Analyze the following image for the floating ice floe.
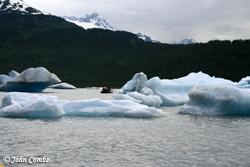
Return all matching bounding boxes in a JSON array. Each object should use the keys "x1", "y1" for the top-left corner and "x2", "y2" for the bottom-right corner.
[
  {"x1": 179, "y1": 86, "x2": 250, "y2": 116},
  {"x1": 50, "y1": 82, "x2": 76, "y2": 89},
  {"x1": 0, "y1": 92, "x2": 165, "y2": 118},
  {"x1": 0, "y1": 67, "x2": 62, "y2": 92},
  {"x1": 14, "y1": 67, "x2": 61, "y2": 84},
  {"x1": 117, "y1": 72, "x2": 237, "y2": 107},
  {"x1": 0, "y1": 93, "x2": 63, "y2": 118},
  {"x1": 113, "y1": 92, "x2": 163, "y2": 108}
]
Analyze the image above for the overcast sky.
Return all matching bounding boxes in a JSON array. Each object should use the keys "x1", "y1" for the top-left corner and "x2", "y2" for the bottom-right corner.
[{"x1": 25, "y1": 0, "x2": 250, "y2": 43}]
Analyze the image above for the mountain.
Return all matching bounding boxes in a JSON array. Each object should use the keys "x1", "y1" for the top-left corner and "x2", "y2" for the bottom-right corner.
[
  {"x1": 0, "y1": 0, "x2": 42, "y2": 14},
  {"x1": 63, "y1": 13, "x2": 159, "y2": 43},
  {"x1": 1, "y1": 0, "x2": 157, "y2": 43},
  {"x1": 63, "y1": 13, "x2": 114, "y2": 30},
  {"x1": 1, "y1": 0, "x2": 250, "y2": 87}
]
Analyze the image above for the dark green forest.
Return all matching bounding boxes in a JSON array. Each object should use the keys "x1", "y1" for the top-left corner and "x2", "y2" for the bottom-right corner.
[{"x1": 0, "y1": 13, "x2": 250, "y2": 87}]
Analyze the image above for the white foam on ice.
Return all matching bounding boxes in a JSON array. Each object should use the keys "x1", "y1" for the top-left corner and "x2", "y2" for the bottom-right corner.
[
  {"x1": 0, "y1": 92, "x2": 165, "y2": 118},
  {"x1": 179, "y1": 86, "x2": 250, "y2": 116},
  {"x1": 14, "y1": 67, "x2": 61, "y2": 84}
]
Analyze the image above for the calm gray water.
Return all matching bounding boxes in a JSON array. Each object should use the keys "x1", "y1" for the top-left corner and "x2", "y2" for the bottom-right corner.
[{"x1": 1, "y1": 108, "x2": 250, "y2": 167}]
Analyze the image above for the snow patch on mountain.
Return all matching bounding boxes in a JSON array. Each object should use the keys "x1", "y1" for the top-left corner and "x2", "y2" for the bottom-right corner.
[
  {"x1": 137, "y1": 33, "x2": 153, "y2": 42},
  {"x1": 63, "y1": 13, "x2": 114, "y2": 30},
  {"x1": 137, "y1": 33, "x2": 161, "y2": 43},
  {"x1": 0, "y1": 0, "x2": 43, "y2": 14}
]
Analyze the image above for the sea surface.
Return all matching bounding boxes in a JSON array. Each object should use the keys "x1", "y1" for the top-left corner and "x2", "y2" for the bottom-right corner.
[{"x1": 0, "y1": 89, "x2": 250, "y2": 167}]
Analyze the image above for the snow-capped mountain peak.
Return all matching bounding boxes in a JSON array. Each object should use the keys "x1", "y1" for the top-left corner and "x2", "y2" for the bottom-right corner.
[
  {"x1": 0, "y1": 0, "x2": 42, "y2": 14},
  {"x1": 63, "y1": 13, "x2": 160, "y2": 43},
  {"x1": 63, "y1": 13, "x2": 114, "y2": 30}
]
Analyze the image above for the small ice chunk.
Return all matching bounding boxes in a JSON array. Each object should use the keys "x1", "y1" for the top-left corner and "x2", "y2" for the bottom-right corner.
[
  {"x1": 238, "y1": 76, "x2": 250, "y2": 88},
  {"x1": 8, "y1": 70, "x2": 19, "y2": 78},
  {"x1": 0, "y1": 75, "x2": 12, "y2": 85},
  {"x1": 50, "y1": 82, "x2": 76, "y2": 89}
]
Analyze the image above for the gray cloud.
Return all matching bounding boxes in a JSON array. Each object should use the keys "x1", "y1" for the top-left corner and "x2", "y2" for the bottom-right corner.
[{"x1": 25, "y1": 0, "x2": 250, "y2": 43}]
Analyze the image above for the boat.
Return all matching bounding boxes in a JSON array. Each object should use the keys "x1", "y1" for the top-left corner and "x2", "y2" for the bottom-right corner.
[{"x1": 100, "y1": 87, "x2": 113, "y2": 94}]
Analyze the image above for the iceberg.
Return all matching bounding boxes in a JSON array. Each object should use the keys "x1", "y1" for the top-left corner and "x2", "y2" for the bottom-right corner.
[
  {"x1": 50, "y1": 82, "x2": 76, "y2": 89},
  {"x1": 238, "y1": 76, "x2": 250, "y2": 88},
  {"x1": 0, "y1": 93, "x2": 63, "y2": 118},
  {"x1": 14, "y1": 67, "x2": 61, "y2": 83},
  {"x1": 0, "y1": 92, "x2": 165, "y2": 118},
  {"x1": 0, "y1": 67, "x2": 62, "y2": 92},
  {"x1": 140, "y1": 87, "x2": 154, "y2": 95},
  {"x1": 8, "y1": 70, "x2": 20, "y2": 78},
  {"x1": 179, "y1": 86, "x2": 250, "y2": 116},
  {"x1": 113, "y1": 92, "x2": 163, "y2": 108},
  {"x1": 0, "y1": 75, "x2": 12, "y2": 85},
  {"x1": 118, "y1": 72, "x2": 237, "y2": 107},
  {"x1": 145, "y1": 72, "x2": 236, "y2": 102},
  {"x1": 120, "y1": 72, "x2": 148, "y2": 94},
  {"x1": 0, "y1": 70, "x2": 19, "y2": 85},
  {"x1": 63, "y1": 99, "x2": 163, "y2": 118}
]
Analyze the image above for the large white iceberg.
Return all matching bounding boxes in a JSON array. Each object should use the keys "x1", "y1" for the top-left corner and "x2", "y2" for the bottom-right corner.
[
  {"x1": 145, "y1": 72, "x2": 236, "y2": 104},
  {"x1": 14, "y1": 67, "x2": 61, "y2": 83},
  {"x1": 0, "y1": 92, "x2": 165, "y2": 118},
  {"x1": 0, "y1": 93, "x2": 63, "y2": 118},
  {"x1": 117, "y1": 72, "x2": 237, "y2": 107},
  {"x1": 179, "y1": 86, "x2": 250, "y2": 116}
]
